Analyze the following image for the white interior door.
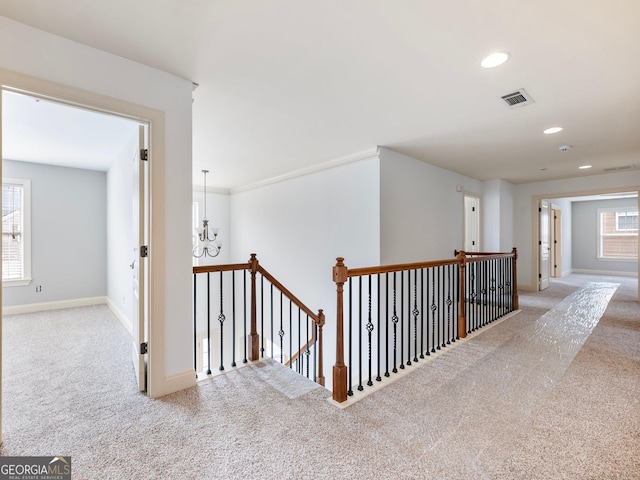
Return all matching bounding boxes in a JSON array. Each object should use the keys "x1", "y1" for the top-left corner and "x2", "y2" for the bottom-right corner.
[
  {"x1": 132, "y1": 124, "x2": 149, "y2": 391},
  {"x1": 464, "y1": 194, "x2": 480, "y2": 252},
  {"x1": 539, "y1": 200, "x2": 551, "y2": 290}
]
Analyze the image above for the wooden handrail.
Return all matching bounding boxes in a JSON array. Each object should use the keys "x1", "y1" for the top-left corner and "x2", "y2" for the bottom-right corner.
[
  {"x1": 347, "y1": 258, "x2": 460, "y2": 278},
  {"x1": 257, "y1": 265, "x2": 321, "y2": 323},
  {"x1": 193, "y1": 263, "x2": 250, "y2": 274},
  {"x1": 332, "y1": 249, "x2": 519, "y2": 403},
  {"x1": 192, "y1": 253, "x2": 324, "y2": 386}
]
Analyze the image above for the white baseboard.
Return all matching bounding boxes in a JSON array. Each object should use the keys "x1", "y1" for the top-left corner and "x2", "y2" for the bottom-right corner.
[
  {"x1": 106, "y1": 298, "x2": 133, "y2": 337},
  {"x1": 572, "y1": 269, "x2": 638, "y2": 278},
  {"x1": 156, "y1": 370, "x2": 197, "y2": 398},
  {"x1": 2, "y1": 296, "x2": 108, "y2": 316}
]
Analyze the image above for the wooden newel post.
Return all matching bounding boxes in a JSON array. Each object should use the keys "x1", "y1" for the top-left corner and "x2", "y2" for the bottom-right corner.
[
  {"x1": 457, "y1": 250, "x2": 467, "y2": 339},
  {"x1": 332, "y1": 257, "x2": 348, "y2": 403},
  {"x1": 316, "y1": 309, "x2": 325, "y2": 387},
  {"x1": 249, "y1": 253, "x2": 260, "y2": 361},
  {"x1": 511, "y1": 247, "x2": 519, "y2": 310}
]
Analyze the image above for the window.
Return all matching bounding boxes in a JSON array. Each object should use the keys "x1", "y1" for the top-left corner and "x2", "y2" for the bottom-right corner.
[
  {"x1": 2, "y1": 178, "x2": 32, "y2": 285},
  {"x1": 598, "y1": 207, "x2": 638, "y2": 260}
]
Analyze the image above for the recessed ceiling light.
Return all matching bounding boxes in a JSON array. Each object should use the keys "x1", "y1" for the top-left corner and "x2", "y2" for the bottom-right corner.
[
  {"x1": 481, "y1": 52, "x2": 510, "y2": 68},
  {"x1": 579, "y1": 165, "x2": 592, "y2": 169},
  {"x1": 543, "y1": 127, "x2": 563, "y2": 135}
]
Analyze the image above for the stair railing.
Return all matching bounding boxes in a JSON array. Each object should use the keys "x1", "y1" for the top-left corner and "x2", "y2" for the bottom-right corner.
[
  {"x1": 332, "y1": 249, "x2": 518, "y2": 403},
  {"x1": 193, "y1": 253, "x2": 325, "y2": 386}
]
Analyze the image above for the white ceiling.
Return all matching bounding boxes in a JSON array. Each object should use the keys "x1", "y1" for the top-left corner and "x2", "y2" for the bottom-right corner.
[
  {"x1": 2, "y1": 90, "x2": 139, "y2": 171},
  {"x1": 1, "y1": 1, "x2": 639, "y2": 188}
]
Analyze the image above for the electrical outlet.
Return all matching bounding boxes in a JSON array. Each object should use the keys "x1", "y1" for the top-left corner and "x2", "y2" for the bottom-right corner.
[{"x1": 35, "y1": 285, "x2": 42, "y2": 293}]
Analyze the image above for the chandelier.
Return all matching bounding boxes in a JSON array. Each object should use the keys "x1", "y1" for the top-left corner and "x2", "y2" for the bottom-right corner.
[{"x1": 193, "y1": 169, "x2": 222, "y2": 258}]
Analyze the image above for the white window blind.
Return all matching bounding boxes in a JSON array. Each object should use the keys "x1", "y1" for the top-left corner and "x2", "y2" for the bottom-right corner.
[{"x1": 2, "y1": 178, "x2": 31, "y2": 284}]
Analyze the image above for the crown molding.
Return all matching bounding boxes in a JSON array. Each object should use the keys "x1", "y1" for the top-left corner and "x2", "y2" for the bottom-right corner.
[{"x1": 230, "y1": 147, "x2": 380, "y2": 194}]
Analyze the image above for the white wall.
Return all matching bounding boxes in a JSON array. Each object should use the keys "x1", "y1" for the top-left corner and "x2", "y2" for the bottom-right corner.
[
  {"x1": 572, "y1": 198, "x2": 638, "y2": 275},
  {"x1": 513, "y1": 170, "x2": 640, "y2": 290},
  {"x1": 2, "y1": 160, "x2": 107, "y2": 306},
  {"x1": 106, "y1": 131, "x2": 138, "y2": 329},
  {"x1": 0, "y1": 17, "x2": 194, "y2": 393},
  {"x1": 379, "y1": 147, "x2": 483, "y2": 263},
  {"x1": 482, "y1": 179, "x2": 514, "y2": 252},
  {"x1": 230, "y1": 157, "x2": 381, "y2": 387}
]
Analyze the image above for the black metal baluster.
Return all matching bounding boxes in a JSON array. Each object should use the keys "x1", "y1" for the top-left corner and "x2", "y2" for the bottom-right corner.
[
  {"x1": 207, "y1": 272, "x2": 212, "y2": 375},
  {"x1": 392, "y1": 272, "x2": 399, "y2": 373},
  {"x1": 376, "y1": 274, "x2": 382, "y2": 382},
  {"x1": 260, "y1": 276, "x2": 265, "y2": 358},
  {"x1": 218, "y1": 271, "x2": 226, "y2": 371},
  {"x1": 426, "y1": 268, "x2": 431, "y2": 356},
  {"x1": 446, "y1": 264, "x2": 452, "y2": 345},
  {"x1": 406, "y1": 271, "x2": 411, "y2": 367},
  {"x1": 304, "y1": 315, "x2": 318, "y2": 378},
  {"x1": 440, "y1": 266, "x2": 446, "y2": 348},
  {"x1": 400, "y1": 271, "x2": 405, "y2": 369},
  {"x1": 243, "y1": 270, "x2": 248, "y2": 364},
  {"x1": 412, "y1": 269, "x2": 419, "y2": 363},
  {"x1": 358, "y1": 276, "x2": 364, "y2": 391},
  {"x1": 193, "y1": 274, "x2": 197, "y2": 373},
  {"x1": 231, "y1": 271, "x2": 236, "y2": 367},
  {"x1": 270, "y1": 283, "x2": 274, "y2": 359},
  {"x1": 468, "y1": 264, "x2": 474, "y2": 333},
  {"x1": 431, "y1": 267, "x2": 438, "y2": 352},
  {"x1": 279, "y1": 291, "x2": 284, "y2": 364},
  {"x1": 348, "y1": 280, "x2": 353, "y2": 396},
  {"x1": 385, "y1": 273, "x2": 390, "y2": 377},
  {"x1": 367, "y1": 275, "x2": 374, "y2": 387},
  {"x1": 506, "y1": 257, "x2": 512, "y2": 312},
  {"x1": 420, "y1": 268, "x2": 425, "y2": 358},
  {"x1": 313, "y1": 322, "x2": 318, "y2": 383},
  {"x1": 297, "y1": 308, "x2": 301, "y2": 373},
  {"x1": 288, "y1": 299, "x2": 293, "y2": 369},
  {"x1": 453, "y1": 264, "x2": 459, "y2": 341}
]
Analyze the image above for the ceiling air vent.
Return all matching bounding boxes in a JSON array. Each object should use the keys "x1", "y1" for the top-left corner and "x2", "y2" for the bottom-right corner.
[
  {"x1": 603, "y1": 164, "x2": 635, "y2": 172},
  {"x1": 500, "y1": 89, "x2": 534, "y2": 108}
]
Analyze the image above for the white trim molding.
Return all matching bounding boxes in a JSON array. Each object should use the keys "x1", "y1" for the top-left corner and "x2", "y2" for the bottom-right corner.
[
  {"x1": 572, "y1": 269, "x2": 638, "y2": 278},
  {"x1": 161, "y1": 370, "x2": 197, "y2": 396},
  {"x1": 230, "y1": 147, "x2": 380, "y2": 194},
  {"x1": 2, "y1": 296, "x2": 108, "y2": 316},
  {"x1": 107, "y1": 298, "x2": 133, "y2": 337}
]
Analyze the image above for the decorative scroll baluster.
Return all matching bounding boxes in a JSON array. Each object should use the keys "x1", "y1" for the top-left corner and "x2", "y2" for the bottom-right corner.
[
  {"x1": 431, "y1": 268, "x2": 438, "y2": 352},
  {"x1": 400, "y1": 272, "x2": 405, "y2": 370},
  {"x1": 218, "y1": 271, "x2": 226, "y2": 371},
  {"x1": 392, "y1": 272, "x2": 399, "y2": 373},
  {"x1": 376, "y1": 274, "x2": 382, "y2": 382},
  {"x1": 231, "y1": 271, "x2": 236, "y2": 368},
  {"x1": 366, "y1": 275, "x2": 374, "y2": 387},
  {"x1": 426, "y1": 268, "x2": 431, "y2": 356},
  {"x1": 385, "y1": 273, "x2": 390, "y2": 377},
  {"x1": 412, "y1": 269, "x2": 419, "y2": 363},
  {"x1": 440, "y1": 266, "x2": 446, "y2": 348},
  {"x1": 470, "y1": 264, "x2": 476, "y2": 332},
  {"x1": 405, "y1": 271, "x2": 411, "y2": 367},
  {"x1": 446, "y1": 264, "x2": 452, "y2": 345},
  {"x1": 207, "y1": 272, "x2": 212, "y2": 375},
  {"x1": 420, "y1": 269, "x2": 425, "y2": 358}
]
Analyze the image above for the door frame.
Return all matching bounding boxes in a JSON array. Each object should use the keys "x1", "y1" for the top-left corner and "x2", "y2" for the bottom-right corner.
[
  {"x1": 0, "y1": 68, "x2": 167, "y2": 443},
  {"x1": 551, "y1": 206, "x2": 562, "y2": 278},
  {"x1": 531, "y1": 188, "x2": 640, "y2": 299},
  {"x1": 463, "y1": 192, "x2": 481, "y2": 252}
]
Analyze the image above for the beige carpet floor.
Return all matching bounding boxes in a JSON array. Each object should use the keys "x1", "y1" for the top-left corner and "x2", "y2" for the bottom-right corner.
[{"x1": 1, "y1": 274, "x2": 639, "y2": 479}]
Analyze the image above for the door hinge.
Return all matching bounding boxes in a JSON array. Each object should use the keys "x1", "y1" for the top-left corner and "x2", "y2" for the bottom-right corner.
[
  {"x1": 472, "y1": 240, "x2": 476, "y2": 245},
  {"x1": 140, "y1": 148, "x2": 149, "y2": 161},
  {"x1": 539, "y1": 207, "x2": 542, "y2": 212},
  {"x1": 539, "y1": 240, "x2": 542, "y2": 246},
  {"x1": 140, "y1": 245, "x2": 149, "y2": 257},
  {"x1": 140, "y1": 342, "x2": 148, "y2": 355},
  {"x1": 472, "y1": 206, "x2": 475, "y2": 212},
  {"x1": 538, "y1": 273, "x2": 542, "y2": 279}
]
